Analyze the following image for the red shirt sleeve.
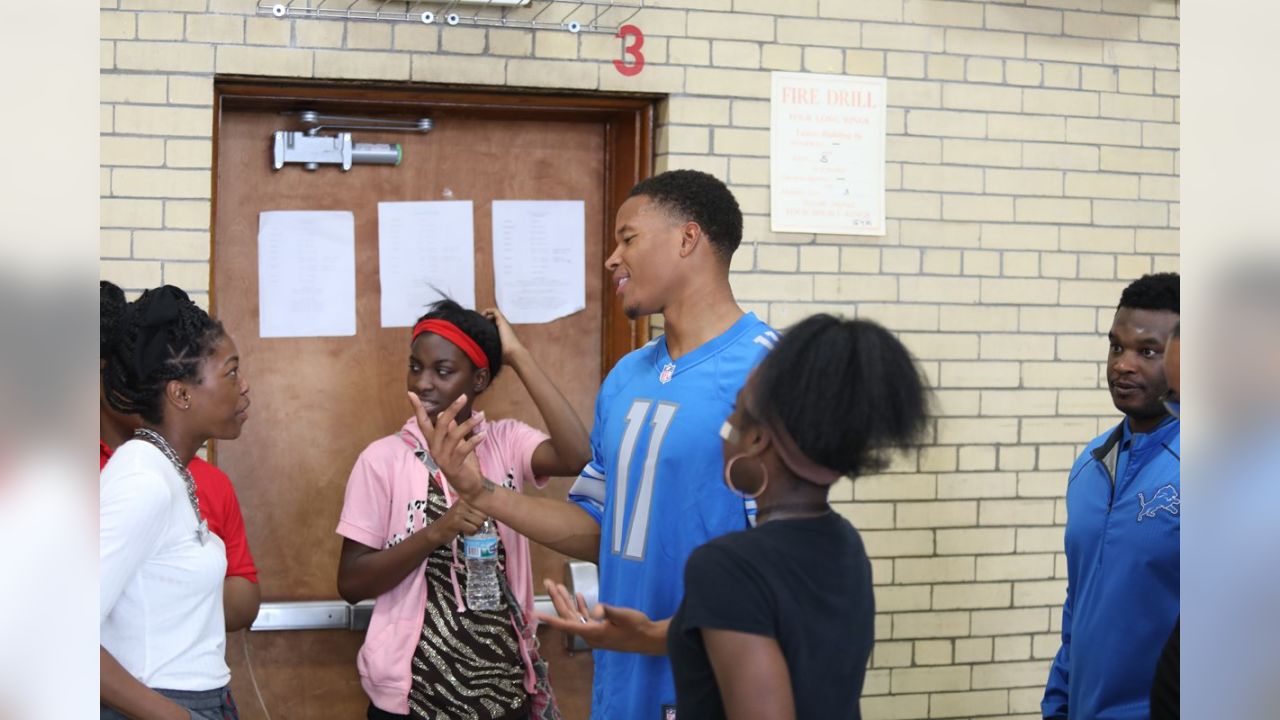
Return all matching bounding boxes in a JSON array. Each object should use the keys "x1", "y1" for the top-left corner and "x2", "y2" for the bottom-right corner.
[{"x1": 189, "y1": 458, "x2": 259, "y2": 583}]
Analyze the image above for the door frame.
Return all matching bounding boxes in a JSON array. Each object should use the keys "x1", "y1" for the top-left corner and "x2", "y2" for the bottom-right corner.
[{"x1": 210, "y1": 77, "x2": 657, "y2": 457}]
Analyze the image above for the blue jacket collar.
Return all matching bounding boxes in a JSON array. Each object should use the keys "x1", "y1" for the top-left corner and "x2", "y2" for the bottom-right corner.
[{"x1": 1091, "y1": 415, "x2": 1179, "y2": 483}]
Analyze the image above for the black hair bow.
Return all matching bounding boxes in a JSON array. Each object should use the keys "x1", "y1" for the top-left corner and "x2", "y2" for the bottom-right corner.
[{"x1": 131, "y1": 285, "x2": 191, "y2": 380}]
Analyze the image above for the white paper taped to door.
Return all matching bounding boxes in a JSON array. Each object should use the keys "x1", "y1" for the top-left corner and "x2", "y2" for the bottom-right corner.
[
  {"x1": 491, "y1": 200, "x2": 586, "y2": 324},
  {"x1": 257, "y1": 210, "x2": 357, "y2": 338}
]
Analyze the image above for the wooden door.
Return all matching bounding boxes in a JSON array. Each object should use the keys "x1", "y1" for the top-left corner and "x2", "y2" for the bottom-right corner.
[{"x1": 211, "y1": 79, "x2": 652, "y2": 720}]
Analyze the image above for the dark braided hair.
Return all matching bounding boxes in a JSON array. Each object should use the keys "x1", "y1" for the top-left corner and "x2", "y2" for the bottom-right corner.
[
  {"x1": 629, "y1": 169, "x2": 743, "y2": 262},
  {"x1": 100, "y1": 280, "x2": 127, "y2": 361},
  {"x1": 413, "y1": 299, "x2": 503, "y2": 379},
  {"x1": 101, "y1": 285, "x2": 226, "y2": 424},
  {"x1": 750, "y1": 314, "x2": 930, "y2": 480}
]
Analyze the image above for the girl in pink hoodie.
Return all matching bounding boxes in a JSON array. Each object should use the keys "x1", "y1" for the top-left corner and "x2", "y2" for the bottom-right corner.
[{"x1": 336, "y1": 300, "x2": 590, "y2": 720}]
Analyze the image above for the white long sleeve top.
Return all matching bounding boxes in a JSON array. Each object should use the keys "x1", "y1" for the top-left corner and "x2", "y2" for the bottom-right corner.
[{"x1": 100, "y1": 440, "x2": 229, "y2": 691}]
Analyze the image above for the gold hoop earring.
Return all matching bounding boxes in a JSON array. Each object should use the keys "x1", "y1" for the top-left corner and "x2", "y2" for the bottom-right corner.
[{"x1": 723, "y1": 453, "x2": 769, "y2": 500}]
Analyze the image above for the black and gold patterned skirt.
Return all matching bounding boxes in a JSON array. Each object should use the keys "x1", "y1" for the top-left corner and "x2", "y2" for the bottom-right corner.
[{"x1": 406, "y1": 479, "x2": 529, "y2": 720}]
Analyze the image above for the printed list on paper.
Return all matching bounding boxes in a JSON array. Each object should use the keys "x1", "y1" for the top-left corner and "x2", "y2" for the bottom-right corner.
[
  {"x1": 491, "y1": 200, "x2": 586, "y2": 324},
  {"x1": 257, "y1": 210, "x2": 357, "y2": 338},
  {"x1": 378, "y1": 200, "x2": 476, "y2": 327}
]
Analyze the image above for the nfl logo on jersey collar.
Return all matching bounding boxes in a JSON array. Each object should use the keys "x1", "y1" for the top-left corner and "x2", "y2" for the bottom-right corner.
[{"x1": 659, "y1": 362, "x2": 676, "y2": 384}]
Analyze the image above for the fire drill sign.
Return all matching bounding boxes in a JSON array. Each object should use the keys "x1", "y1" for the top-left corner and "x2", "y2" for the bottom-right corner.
[{"x1": 770, "y1": 72, "x2": 887, "y2": 236}]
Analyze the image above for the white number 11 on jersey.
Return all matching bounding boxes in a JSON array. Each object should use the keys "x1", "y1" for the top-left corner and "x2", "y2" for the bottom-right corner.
[{"x1": 613, "y1": 399, "x2": 680, "y2": 560}]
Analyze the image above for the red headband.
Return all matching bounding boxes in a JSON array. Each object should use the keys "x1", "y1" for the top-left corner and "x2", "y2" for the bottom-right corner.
[{"x1": 411, "y1": 319, "x2": 490, "y2": 370}]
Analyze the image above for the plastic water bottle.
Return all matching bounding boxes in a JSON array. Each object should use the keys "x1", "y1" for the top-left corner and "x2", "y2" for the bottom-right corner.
[{"x1": 463, "y1": 518, "x2": 501, "y2": 611}]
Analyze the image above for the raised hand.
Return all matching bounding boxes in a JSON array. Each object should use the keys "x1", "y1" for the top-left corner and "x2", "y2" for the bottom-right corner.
[
  {"x1": 482, "y1": 307, "x2": 526, "y2": 364},
  {"x1": 408, "y1": 392, "x2": 486, "y2": 498}
]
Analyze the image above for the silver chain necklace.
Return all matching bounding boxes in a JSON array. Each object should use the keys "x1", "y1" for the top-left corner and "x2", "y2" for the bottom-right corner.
[{"x1": 134, "y1": 428, "x2": 210, "y2": 545}]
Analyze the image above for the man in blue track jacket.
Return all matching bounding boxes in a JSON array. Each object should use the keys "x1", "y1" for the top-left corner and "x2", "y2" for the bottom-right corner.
[{"x1": 1042, "y1": 273, "x2": 1180, "y2": 720}]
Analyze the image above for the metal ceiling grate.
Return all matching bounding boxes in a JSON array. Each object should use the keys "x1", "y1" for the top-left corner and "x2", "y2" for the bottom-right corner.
[{"x1": 257, "y1": 0, "x2": 643, "y2": 35}]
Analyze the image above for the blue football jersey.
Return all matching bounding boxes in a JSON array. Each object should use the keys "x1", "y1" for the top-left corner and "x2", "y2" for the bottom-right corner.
[{"x1": 569, "y1": 312, "x2": 778, "y2": 720}]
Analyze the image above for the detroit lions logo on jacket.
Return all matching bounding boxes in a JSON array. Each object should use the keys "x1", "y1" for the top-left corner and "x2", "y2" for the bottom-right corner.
[{"x1": 1137, "y1": 483, "x2": 1180, "y2": 522}]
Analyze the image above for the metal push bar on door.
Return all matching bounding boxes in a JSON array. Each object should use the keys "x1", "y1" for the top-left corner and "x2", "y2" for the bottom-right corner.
[{"x1": 251, "y1": 561, "x2": 599, "y2": 633}]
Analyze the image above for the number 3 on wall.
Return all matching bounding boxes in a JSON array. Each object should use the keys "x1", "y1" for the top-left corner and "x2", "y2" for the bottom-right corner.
[{"x1": 614, "y1": 24, "x2": 645, "y2": 76}]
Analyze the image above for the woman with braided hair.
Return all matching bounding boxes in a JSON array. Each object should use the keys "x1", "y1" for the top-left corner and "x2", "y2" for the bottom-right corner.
[
  {"x1": 100, "y1": 284, "x2": 250, "y2": 720},
  {"x1": 336, "y1": 299, "x2": 590, "y2": 720},
  {"x1": 99, "y1": 280, "x2": 261, "y2": 634}
]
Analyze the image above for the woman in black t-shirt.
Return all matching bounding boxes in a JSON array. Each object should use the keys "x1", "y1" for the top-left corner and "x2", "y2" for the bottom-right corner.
[{"x1": 667, "y1": 314, "x2": 931, "y2": 720}]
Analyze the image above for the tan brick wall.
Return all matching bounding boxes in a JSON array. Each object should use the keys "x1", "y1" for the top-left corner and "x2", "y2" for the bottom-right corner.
[{"x1": 100, "y1": 1, "x2": 1179, "y2": 717}]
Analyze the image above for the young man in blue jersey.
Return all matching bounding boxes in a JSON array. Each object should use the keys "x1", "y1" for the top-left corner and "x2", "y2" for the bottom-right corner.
[
  {"x1": 411, "y1": 169, "x2": 778, "y2": 720},
  {"x1": 1042, "y1": 272, "x2": 1180, "y2": 720}
]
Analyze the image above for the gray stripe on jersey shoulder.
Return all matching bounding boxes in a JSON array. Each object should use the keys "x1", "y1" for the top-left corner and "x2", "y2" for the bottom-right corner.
[
  {"x1": 753, "y1": 329, "x2": 779, "y2": 349},
  {"x1": 569, "y1": 473, "x2": 606, "y2": 505}
]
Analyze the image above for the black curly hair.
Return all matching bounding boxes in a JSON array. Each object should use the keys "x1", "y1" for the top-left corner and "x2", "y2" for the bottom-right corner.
[
  {"x1": 1118, "y1": 272, "x2": 1179, "y2": 314},
  {"x1": 101, "y1": 285, "x2": 226, "y2": 424},
  {"x1": 750, "y1": 314, "x2": 930, "y2": 480},
  {"x1": 628, "y1": 169, "x2": 744, "y2": 262},
  {"x1": 413, "y1": 298, "x2": 503, "y2": 379},
  {"x1": 100, "y1": 280, "x2": 127, "y2": 361}
]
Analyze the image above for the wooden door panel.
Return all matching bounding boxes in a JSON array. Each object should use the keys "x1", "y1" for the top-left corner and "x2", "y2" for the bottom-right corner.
[
  {"x1": 227, "y1": 632, "x2": 367, "y2": 719},
  {"x1": 212, "y1": 81, "x2": 652, "y2": 720},
  {"x1": 227, "y1": 627, "x2": 593, "y2": 719},
  {"x1": 215, "y1": 109, "x2": 604, "y2": 600}
]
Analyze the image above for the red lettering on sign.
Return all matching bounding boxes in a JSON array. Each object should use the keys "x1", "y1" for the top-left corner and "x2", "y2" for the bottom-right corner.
[
  {"x1": 825, "y1": 89, "x2": 875, "y2": 108},
  {"x1": 781, "y1": 86, "x2": 820, "y2": 105}
]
